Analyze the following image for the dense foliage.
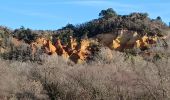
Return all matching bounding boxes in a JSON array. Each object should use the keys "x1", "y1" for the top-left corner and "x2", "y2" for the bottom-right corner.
[
  {"x1": 59, "y1": 8, "x2": 167, "y2": 40},
  {"x1": 0, "y1": 8, "x2": 168, "y2": 45}
]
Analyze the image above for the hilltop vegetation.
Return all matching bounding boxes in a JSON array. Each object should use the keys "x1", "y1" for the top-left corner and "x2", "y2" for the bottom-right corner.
[
  {"x1": 62, "y1": 8, "x2": 167, "y2": 39},
  {"x1": 0, "y1": 8, "x2": 170, "y2": 100},
  {"x1": 1, "y1": 8, "x2": 168, "y2": 43}
]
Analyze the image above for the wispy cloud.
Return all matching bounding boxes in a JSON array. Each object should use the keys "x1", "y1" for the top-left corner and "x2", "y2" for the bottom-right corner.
[
  {"x1": 65, "y1": 0, "x2": 133, "y2": 8},
  {"x1": 22, "y1": 0, "x2": 136, "y2": 9}
]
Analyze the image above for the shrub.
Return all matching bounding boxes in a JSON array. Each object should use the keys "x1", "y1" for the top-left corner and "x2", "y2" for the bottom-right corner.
[{"x1": 0, "y1": 50, "x2": 170, "y2": 100}]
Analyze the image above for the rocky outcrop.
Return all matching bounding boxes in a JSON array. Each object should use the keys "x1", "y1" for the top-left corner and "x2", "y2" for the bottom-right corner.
[{"x1": 96, "y1": 29, "x2": 166, "y2": 52}]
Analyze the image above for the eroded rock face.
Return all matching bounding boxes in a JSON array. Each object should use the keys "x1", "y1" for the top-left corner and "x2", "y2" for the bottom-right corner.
[
  {"x1": 35, "y1": 37, "x2": 46, "y2": 47},
  {"x1": 97, "y1": 29, "x2": 165, "y2": 52},
  {"x1": 0, "y1": 28, "x2": 167, "y2": 64},
  {"x1": 36, "y1": 33, "x2": 167, "y2": 63},
  {"x1": 69, "y1": 39, "x2": 91, "y2": 63},
  {"x1": 29, "y1": 36, "x2": 92, "y2": 63},
  {"x1": 96, "y1": 29, "x2": 139, "y2": 50}
]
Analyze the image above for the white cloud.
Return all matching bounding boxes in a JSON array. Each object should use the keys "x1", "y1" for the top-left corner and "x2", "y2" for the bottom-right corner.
[
  {"x1": 66, "y1": 0, "x2": 132, "y2": 7},
  {"x1": 22, "y1": 0, "x2": 136, "y2": 9}
]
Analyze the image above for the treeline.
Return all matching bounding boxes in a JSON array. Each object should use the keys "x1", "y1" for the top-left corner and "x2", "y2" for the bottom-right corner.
[
  {"x1": 60, "y1": 8, "x2": 167, "y2": 39},
  {"x1": 0, "y1": 8, "x2": 168, "y2": 44}
]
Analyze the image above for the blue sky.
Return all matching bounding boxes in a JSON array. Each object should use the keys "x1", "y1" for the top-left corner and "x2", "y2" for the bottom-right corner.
[{"x1": 0, "y1": 0, "x2": 170, "y2": 30}]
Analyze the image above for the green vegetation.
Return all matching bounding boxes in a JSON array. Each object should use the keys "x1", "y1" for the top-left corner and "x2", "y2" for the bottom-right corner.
[
  {"x1": 66, "y1": 8, "x2": 167, "y2": 39},
  {"x1": 13, "y1": 26, "x2": 38, "y2": 43},
  {"x1": 0, "y1": 8, "x2": 168, "y2": 44}
]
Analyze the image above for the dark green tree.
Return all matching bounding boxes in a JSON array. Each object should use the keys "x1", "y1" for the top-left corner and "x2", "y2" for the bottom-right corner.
[
  {"x1": 99, "y1": 8, "x2": 117, "y2": 19},
  {"x1": 13, "y1": 26, "x2": 37, "y2": 43},
  {"x1": 156, "y1": 16, "x2": 162, "y2": 21}
]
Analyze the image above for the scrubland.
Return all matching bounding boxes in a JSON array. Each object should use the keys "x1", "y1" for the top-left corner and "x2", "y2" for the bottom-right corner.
[{"x1": 0, "y1": 45, "x2": 170, "y2": 100}]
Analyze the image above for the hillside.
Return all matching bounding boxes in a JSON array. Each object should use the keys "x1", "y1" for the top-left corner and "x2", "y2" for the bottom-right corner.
[
  {"x1": 0, "y1": 8, "x2": 169, "y2": 63},
  {"x1": 0, "y1": 8, "x2": 170, "y2": 100}
]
